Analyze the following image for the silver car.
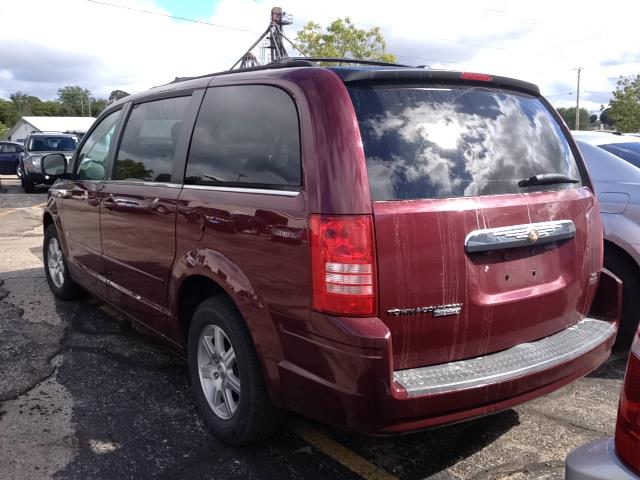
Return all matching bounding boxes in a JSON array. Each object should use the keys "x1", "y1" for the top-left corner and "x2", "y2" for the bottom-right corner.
[
  {"x1": 565, "y1": 323, "x2": 640, "y2": 479},
  {"x1": 573, "y1": 131, "x2": 640, "y2": 349}
]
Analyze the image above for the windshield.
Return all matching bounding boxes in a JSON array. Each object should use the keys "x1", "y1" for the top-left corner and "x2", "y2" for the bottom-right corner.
[
  {"x1": 348, "y1": 84, "x2": 582, "y2": 201},
  {"x1": 598, "y1": 142, "x2": 640, "y2": 169},
  {"x1": 29, "y1": 136, "x2": 77, "y2": 152}
]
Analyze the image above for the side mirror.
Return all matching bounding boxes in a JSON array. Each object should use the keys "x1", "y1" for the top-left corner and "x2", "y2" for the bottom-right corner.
[{"x1": 41, "y1": 153, "x2": 67, "y2": 176}]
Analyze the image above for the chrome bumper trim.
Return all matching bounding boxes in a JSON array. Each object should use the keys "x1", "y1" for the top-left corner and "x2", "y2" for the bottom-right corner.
[{"x1": 394, "y1": 318, "x2": 615, "y2": 397}]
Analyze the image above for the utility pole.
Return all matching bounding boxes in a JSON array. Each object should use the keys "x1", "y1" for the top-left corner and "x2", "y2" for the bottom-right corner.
[{"x1": 575, "y1": 67, "x2": 582, "y2": 130}]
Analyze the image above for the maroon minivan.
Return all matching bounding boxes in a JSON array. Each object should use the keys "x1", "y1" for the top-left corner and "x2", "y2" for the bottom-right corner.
[{"x1": 40, "y1": 59, "x2": 622, "y2": 444}]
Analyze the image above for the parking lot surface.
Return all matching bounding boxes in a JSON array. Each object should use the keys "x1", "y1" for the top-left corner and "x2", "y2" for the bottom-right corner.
[{"x1": 0, "y1": 175, "x2": 629, "y2": 480}]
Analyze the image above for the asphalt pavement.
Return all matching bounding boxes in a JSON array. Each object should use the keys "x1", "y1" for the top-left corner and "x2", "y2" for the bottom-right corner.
[{"x1": 0, "y1": 175, "x2": 629, "y2": 480}]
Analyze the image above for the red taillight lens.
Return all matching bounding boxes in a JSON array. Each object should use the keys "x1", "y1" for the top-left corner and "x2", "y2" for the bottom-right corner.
[
  {"x1": 616, "y1": 333, "x2": 640, "y2": 473},
  {"x1": 461, "y1": 72, "x2": 493, "y2": 82},
  {"x1": 309, "y1": 215, "x2": 377, "y2": 316}
]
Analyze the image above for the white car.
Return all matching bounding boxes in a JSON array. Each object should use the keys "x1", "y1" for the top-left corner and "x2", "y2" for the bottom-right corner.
[{"x1": 573, "y1": 131, "x2": 640, "y2": 348}]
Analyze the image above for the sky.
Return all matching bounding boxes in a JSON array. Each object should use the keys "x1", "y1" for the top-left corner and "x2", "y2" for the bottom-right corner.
[{"x1": 1, "y1": 0, "x2": 639, "y2": 114}]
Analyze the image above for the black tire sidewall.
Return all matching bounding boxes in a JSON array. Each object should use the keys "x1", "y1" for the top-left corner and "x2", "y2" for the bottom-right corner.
[
  {"x1": 43, "y1": 224, "x2": 77, "y2": 300},
  {"x1": 187, "y1": 297, "x2": 266, "y2": 444},
  {"x1": 24, "y1": 176, "x2": 35, "y2": 193},
  {"x1": 605, "y1": 248, "x2": 640, "y2": 349}
]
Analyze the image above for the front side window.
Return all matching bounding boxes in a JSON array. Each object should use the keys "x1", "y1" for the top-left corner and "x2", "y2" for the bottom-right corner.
[
  {"x1": 29, "y1": 136, "x2": 77, "y2": 152},
  {"x1": 349, "y1": 84, "x2": 582, "y2": 201},
  {"x1": 186, "y1": 85, "x2": 301, "y2": 189},
  {"x1": 76, "y1": 109, "x2": 122, "y2": 181},
  {"x1": 114, "y1": 96, "x2": 190, "y2": 183}
]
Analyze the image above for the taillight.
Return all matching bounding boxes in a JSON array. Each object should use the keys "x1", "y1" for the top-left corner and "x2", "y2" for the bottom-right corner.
[
  {"x1": 461, "y1": 72, "x2": 493, "y2": 82},
  {"x1": 309, "y1": 215, "x2": 377, "y2": 316},
  {"x1": 616, "y1": 331, "x2": 640, "y2": 473}
]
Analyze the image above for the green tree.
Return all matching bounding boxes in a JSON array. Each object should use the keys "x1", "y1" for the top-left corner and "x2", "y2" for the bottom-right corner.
[
  {"x1": 57, "y1": 85, "x2": 93, "y2": 116},
  {"x1": 30, "y1": 100, "x2": 62, "y2": 116},
  {"x1": 295, "y1": 18, "x2": 396, "y2": 63},
  {"x1": 9, "y1": 91, "x2": 30, "y2": 117},
  {"x1": 600, "y1": 107, "x2": 615, "y2": 127},
  {"x1": 0, "y1": 99, "x2": 18, "y2": 127},
  {"x1": 108, "y1": 90, "x2": 129, "y2": 104},
  {"x1": 556, "y1": 106, "x2": 591, "y2": 130},
  {"x1": 114, "y1": 159, "x2": 153, "y2": 181},
  {"x1": 91, "y1": 99, "x2": 107, "y2": 117},
  {"x1": 0, "y1": 121, "x2": 8, "y2": 139},
  {"x1": 608, "y1": 75, "x2": 640, "y2": 132}
]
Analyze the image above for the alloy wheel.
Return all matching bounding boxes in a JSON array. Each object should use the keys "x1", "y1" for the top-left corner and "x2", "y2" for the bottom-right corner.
[
  {"x1": 47, "y1": 237, "x2": 65, "y2": 288},
  {"x1": 197, "y1": 324, "x2": 241, "y2": 420}
]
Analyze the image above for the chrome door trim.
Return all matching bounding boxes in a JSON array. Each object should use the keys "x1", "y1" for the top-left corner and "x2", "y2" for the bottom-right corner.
[{"x1": 182, "y1": 184, "x2": 301, "y2": 197}]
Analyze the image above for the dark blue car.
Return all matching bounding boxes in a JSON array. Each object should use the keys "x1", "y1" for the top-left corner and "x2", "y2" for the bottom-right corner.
[{"x1": 0, "y1": 141, "x2": 23, "y2": 175}]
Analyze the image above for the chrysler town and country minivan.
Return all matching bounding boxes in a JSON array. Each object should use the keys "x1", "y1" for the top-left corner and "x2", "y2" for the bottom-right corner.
[{"x1": 40, "y1": 59, "x2": 621, "y2": 444}]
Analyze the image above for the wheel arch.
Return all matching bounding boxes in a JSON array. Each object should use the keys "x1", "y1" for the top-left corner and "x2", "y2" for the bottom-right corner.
[
  {"x1": 170, "y1": 249, "x2": 285, "y2": 406},
  {"x1": 604, "y1": 239, "x2": 640, "y2": 280}
]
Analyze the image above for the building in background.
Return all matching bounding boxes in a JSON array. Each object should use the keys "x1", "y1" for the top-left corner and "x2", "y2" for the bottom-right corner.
[{"x1": 5, "y1": 116, "x2": 95, "y2": 143}]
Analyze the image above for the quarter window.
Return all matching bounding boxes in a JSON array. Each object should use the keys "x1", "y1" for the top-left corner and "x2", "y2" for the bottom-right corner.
[
  {"x1": 186, "y1": 85, "x2": 301, "y2": 189},
  {"x1": 76, "y1": 109, "x2": 122, "y2": 181},
  {"x1": 114, "y1": 96, "x2": 190, "y2": 183}
]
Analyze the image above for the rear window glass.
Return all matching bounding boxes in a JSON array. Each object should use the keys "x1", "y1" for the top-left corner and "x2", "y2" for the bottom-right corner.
[
  {"x1": 598, "y1": 142, "x2": 640, "y2": 169},
  {"x1": 348, "y1": 85, "x2": 582, "y2": 201},
  {"x1": 29, "y1": 136, "x2": 77, "y2": 152}
]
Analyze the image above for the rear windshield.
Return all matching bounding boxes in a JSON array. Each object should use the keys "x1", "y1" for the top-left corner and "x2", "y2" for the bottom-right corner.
[
  {"x1": 348, "y1": 85, "x2": 582, "y2": 201},
  {"x1": 29, "y1": 136, "x2": 77, "y2": 152},
  {"x1": 598, "y1": 142, "x2": 640, "y2": 169}
]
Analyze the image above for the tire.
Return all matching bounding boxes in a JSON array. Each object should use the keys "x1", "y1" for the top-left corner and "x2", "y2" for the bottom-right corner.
[
  {"x1": 14, "y1": 162, "x2": 20, "y2": 178},
  {"x1": 43, "y1": 223, "x2": 82, "y2": 300},
  {"x1": 605, "y1": 247, "x2": 640, "y2": 350},
  {"x1": 24, "y1": 176, "x2": 35, "y2": 193},
  {"x1": 188, "y1": 296, "x2": 283, "y2": 444}
]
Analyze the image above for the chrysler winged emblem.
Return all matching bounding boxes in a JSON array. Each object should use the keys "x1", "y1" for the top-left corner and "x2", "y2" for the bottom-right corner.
[{"x1": 527, "y1": 228, "x2": 539, "y2": 242}]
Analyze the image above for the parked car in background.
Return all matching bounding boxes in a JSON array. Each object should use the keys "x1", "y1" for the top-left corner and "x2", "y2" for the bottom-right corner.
[
  {"x1": 18, "y1": 132, "x2": 78, "y2": 192},
  {"x1": 40, "y1": 59, "x2": 620, "y2": 445},
  {"x1": 565, "y1": 323, "x2": 640, "y2": 479},
  {"x1": 0, "y1": 141, "x2": 23, "y2": 175},
  {"x1": 574, "y1": 131, "x2": 640, "y2": 348}
]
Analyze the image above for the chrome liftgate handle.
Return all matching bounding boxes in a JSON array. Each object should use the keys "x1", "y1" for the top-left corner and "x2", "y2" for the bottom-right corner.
[{"x1": 464, "y1": 220, "x2": 576, "y2": 253}]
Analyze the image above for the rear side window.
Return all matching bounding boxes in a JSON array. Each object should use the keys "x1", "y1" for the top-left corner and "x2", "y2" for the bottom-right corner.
[
  {"x1": 0, "y1": 144, "x2": 19, "y2": 153},
  {"x1": 348, "y1": 85, "x2": 582, "y2": 200},
  {"x1": 186, "y1": 85, "x2": 301, "y2": 189},
  {"x1": 114, "y1": 96, "x2": 190, "y2": 183},
  {"x1": 598, "y1": 142, "x2": 640, "y2": 169}
]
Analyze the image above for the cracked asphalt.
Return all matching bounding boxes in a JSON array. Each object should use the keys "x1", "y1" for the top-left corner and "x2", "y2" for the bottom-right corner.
[{"x1": 0, "y1": 175, "x2": 629, "y2": 480}]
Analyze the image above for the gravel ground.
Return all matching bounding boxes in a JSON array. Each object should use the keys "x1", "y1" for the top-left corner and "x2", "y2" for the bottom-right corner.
[{"x1": 0, "y1": 175, "x2": 627, "y2": 480}]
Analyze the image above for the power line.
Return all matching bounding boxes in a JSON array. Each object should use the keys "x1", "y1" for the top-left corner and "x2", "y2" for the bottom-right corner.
[{"x1": 84, "y1": 0, "x2": 262, "y2": 35}]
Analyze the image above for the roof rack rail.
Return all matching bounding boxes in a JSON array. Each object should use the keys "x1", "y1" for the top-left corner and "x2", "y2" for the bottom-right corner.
[
  {"x1": 169, "y1": 57, "x2": 411, "y2": 85},
  {"x1": 273, "y1": 57, "x2": 411, "y2": 67}
]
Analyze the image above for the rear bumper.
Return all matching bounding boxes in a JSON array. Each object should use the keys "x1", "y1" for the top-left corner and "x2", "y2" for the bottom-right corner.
[
  {"x1": 566, "y1": 438, "x2": 639, "y2": 480},
  {"x1": 276, "y1": 271, "x2": 621, "y2": 434},
  {"x1": 394, "y1": 318, "x2": 614, "y2": 397}
]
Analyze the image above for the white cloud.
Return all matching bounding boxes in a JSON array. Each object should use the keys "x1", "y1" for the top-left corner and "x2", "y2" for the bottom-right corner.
[{"x1": 0, "y1": 0, "x2": 638, "y2": 113}]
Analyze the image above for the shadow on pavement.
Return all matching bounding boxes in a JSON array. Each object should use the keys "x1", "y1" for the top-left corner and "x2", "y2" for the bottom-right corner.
[{"x1": 44, "y1": 290, "x2": 518, "y2": 480}]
